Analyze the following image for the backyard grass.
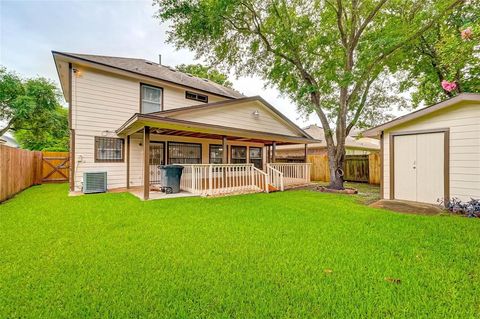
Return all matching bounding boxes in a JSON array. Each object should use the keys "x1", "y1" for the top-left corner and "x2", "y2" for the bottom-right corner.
[{"x1": 1, "y1": 184, "x2": 479, "y2": 318}]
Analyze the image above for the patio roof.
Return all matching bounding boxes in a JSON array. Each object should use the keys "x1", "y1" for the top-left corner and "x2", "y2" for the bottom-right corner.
[{"x1": 116, "y1": 113, "x2": 319, "y2": 145}]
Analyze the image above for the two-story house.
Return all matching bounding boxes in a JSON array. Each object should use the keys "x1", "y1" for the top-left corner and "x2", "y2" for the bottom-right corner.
[{"x1": 52, "y1": 51, "x2": 316, "y2": 199}]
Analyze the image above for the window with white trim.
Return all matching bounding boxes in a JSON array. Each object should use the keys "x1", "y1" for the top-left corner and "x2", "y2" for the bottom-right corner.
[{"x1": 141, "y1": 84, "x2": 163, "y2": 113}]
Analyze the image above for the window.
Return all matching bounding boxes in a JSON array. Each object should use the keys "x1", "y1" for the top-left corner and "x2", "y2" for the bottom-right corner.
[
  {"x1": 149, "y1": 142, "x2": 165, "y2": 165},
  {"x1": 249, "y1": 147, "x2": 263, "y2": 169},
  {"x1": 141, "y1": 84, "x2": 163, "y2": 113},
  {"x1": 185, "y1": 91, "x2": 208, "y2": 103},
  {"x1": 168, "y1": 142, "x2": 202, "y2": 164},
  {"x1": 209, "y1": 144, "x2": 224, "y2": 164},
  {"x1": 231, "y1": 146, "x2": 247, "y2": 164},
  {"x1": 95, "y1": 137, "x2": 124, "y2": 162}
]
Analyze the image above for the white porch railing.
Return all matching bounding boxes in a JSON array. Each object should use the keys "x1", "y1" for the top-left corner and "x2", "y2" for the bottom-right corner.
[
  {"x1": 267, "y1": 165, "x2": 284, "y2": 191},
  {"x1": 150, "y1": 162, "x2": 311, "y2": 196},
  {"x1": 267, "y1": 163, "x2": 311, "y2": 187},
  {"x1": 180, "y1": 164, "x2": 269, "y2": 196}
]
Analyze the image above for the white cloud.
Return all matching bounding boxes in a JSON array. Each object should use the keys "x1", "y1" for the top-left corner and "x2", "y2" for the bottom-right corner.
[{"x1": 1, "y1": 0, "x2": 332, "y2": 128}]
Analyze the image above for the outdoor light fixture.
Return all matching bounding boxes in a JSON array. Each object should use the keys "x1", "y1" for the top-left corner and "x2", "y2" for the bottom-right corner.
[{"x1": 252, "y1": 110, "x2": 260, "y2": 118}]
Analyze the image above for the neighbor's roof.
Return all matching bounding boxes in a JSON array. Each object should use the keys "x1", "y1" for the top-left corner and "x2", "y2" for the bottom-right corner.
[
  {"x1": 363, "y1": 93, "x2": 480, "y2": 137},
  {"x1": 277, "y1": 124, "x2": 379, "y2": 151},
  {"x1": 52, "y1": 51, "x2": 244, "y2": 99}
]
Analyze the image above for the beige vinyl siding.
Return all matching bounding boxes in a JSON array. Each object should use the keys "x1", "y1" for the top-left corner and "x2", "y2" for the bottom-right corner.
[
  {"x1": 382, "y1": 102, "x2": 480, "y2": 201},
  {"x1": 72, "y1": 67, "x2": 138, "y2": 191},
  {"x1": 170, "y1": 101, "x2": 301, "y2": 136},
  {"x1": 71, "y1": 67, "x2": 230, "y2": 191}
]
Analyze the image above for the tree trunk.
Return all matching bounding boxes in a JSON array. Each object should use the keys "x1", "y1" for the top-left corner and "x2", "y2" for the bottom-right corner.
[
  {"x1": 327, "y1": 143, "x2": 346, "y2": 190},
  {"x1": 0, "y1": 120, "x2": 13, "y2": 137}
]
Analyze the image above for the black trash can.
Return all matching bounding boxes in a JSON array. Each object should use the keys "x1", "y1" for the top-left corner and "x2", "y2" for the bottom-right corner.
[{"x1": 159, "y1": 165, "x2": 184, "y2": 194}]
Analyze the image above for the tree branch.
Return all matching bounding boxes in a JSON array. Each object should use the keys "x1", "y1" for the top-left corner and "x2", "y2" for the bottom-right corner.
[
  {"x1": 351, "y1": 0, "x2": 387, "y2": 48},
  {"x1": 349, "y1": 0, "x2": 464, "y2": 103},
  {"x1": 0, "y1": 118, "x2": 14, "y2": 137},
  {"x1": 346, "y1": 78, "x2": 373, "y2": 135}
]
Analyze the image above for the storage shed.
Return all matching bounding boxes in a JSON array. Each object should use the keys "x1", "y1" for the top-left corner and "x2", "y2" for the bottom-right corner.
[{"x1": 363, "y1": 93, "x2": 480, "y2": 204}]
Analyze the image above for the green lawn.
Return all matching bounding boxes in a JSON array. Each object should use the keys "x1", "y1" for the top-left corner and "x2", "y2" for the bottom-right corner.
[{"x1": 1, "y1": 184, "x2": 479, "y2": 318}]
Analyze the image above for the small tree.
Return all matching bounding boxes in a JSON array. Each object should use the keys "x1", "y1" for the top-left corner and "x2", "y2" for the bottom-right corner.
[
  {"x1": 176, "y1": 63, "x2": 233, "y2": 87},
  {"x1": 0, "y1": 67, "x2": 69, "y2": 150},
  {"x1": 400, "y1": 1, "x2": 479, "y2": 107},
  {"x1": 155, "y1": 0, "x2": 463, "y2": 189}
]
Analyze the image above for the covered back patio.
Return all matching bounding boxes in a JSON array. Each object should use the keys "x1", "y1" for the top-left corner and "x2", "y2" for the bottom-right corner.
[{"x1": 117, "y1": 113, "x2": 316, "y2": 200}]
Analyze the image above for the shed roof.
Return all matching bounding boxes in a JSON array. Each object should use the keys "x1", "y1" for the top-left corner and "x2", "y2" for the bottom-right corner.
[{"x1": 363, "y1": 93, "x2": 480, "y2": 137}]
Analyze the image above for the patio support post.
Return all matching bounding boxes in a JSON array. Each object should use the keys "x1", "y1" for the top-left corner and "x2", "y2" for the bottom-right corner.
[
  {"x1": 304, "y1": 143, "x2": 308, "y2": 162},
  {"x1": 126, "y1": 135, "x2": 130, "y2": 189},
  {"x1": 143, "y1": 126, "x2": 150, "y2": 200},
  {"x1": 222, "y1": 136, "x2": 228, "y2": 164},
  {"x1": 272, "y1": 142, "x2": 276, "y2": 163}
]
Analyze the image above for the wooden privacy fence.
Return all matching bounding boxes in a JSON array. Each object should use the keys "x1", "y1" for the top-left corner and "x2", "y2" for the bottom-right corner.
[
  {"x1": 307, "y1": 152, "x2": 380, "y2": 184},
  {"x1": 0, "y1": 147, "x2": 71, "y2": 202},
  {"x1": 368, "y1": 152, "x2": 381, "y2": 184},
  {"x1": 42, "y1": 151, "x2": 69, "y2": 183},
  {"x1": 0, "y1": 145, "x2": 43, "y2": 202}
]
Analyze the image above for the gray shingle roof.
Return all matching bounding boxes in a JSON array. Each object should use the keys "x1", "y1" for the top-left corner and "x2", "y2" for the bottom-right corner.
[{"x1": 53, "y1": 52, "x2": 244, "y2": 99}]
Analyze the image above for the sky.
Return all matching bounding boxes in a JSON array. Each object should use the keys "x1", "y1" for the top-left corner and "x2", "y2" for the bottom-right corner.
[{"x1": 0, "y1": 0, "x2": 316, "y2": 127}]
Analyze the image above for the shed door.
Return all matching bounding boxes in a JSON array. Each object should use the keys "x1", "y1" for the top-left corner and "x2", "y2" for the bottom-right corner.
[
  {"x1": 394, "y1": 132, "x2": 444, "y2": 204},
  {"x1": 394, "y1": 135, "x2": 417, "y2": 201},
  {"x1": 416, "y1": 133, "x2": 444, "y2": 203}
]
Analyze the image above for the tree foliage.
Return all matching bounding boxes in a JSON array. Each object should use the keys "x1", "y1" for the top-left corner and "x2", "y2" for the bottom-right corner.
[
  {"x1": 176, "y1": 63, "x2": 233, "y2": 87},
  {"x1": 400, "y1": 1, "x2": 480, "y2": 107},
  {"x1": 0, "y1": 67, "x2": 69, "y2": 150},
  {"x1": 155, "y1": 0, "x2": 463, "y2": 188}
]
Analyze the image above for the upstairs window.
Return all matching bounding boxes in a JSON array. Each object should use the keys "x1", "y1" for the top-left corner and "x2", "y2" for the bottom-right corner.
[
  {"x1": 186, "y1": 91, "x2": 208, "y2": 103},
  {"x1": 141, "y1": 84, "x2": 163, "y2": 113},
  {"x1": 95, "y1": 137, "x2": 124, "y2": 162}
]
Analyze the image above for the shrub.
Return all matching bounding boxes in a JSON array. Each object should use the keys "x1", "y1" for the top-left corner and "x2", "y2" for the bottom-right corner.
[{"x1": 440, "y1": 198, "x2": 480, "y2": 218}]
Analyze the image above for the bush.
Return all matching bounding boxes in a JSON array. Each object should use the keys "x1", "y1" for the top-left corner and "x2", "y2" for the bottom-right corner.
[{"x1": 440, "y1": 198, "x2": 480, "y2": 218}]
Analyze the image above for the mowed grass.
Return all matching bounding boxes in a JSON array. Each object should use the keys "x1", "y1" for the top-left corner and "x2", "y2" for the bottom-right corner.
[{"x1": 1, "y1": 184, "x2": 479, "y2": 318}]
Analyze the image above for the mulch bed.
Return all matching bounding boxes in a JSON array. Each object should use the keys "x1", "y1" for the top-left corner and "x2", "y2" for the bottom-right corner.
[{"x1": 314, "y1": 185, "x2": 358, "y2": 194}]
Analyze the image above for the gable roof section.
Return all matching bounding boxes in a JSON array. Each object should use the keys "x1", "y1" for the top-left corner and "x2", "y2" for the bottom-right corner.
[
  {"x1": 52, "y1": 51, "x2": 244, "y2": 99},
  {"x1": 153, "y1": 96, "x2": 313, "y2": 139},
  {"x1": 363, "y1": 93, "x2": 480, "y2": 137},
  {"x1": 116, "y1": 96, "x2": 318, "y2": 144}
]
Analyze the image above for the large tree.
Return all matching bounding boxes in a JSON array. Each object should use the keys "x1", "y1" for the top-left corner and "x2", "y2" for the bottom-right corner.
[
  {"x1": 176, "y1": 63, "x2": 233, "y2": 87},
  {"x1": 155, "y1": 0, "x2": 463, "y2": 189},
  {"x1": 0, "y1": 67, "x2": 69, "y2": 150}
]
